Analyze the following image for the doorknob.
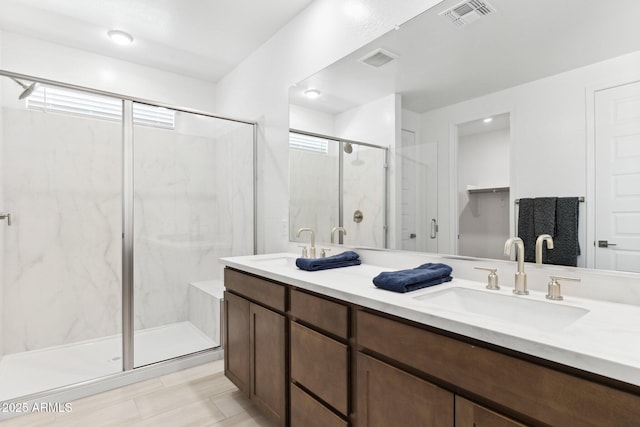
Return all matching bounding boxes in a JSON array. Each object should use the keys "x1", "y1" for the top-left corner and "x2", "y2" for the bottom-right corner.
[
  {"x1": 597, "y1": 240, "x2": 617, "y2": 248},
  {"x1": 430, "y1": 219, "x2": 438, "y2": 239},
  {"x1": 0, "y1": 212, "x2": 11, "y2": 226}
]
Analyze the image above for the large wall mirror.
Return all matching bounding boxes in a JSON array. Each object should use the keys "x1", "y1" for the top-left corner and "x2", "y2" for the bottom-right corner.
[{"x1": 288, "y1": 0, "x2": 640, "y2": 273}]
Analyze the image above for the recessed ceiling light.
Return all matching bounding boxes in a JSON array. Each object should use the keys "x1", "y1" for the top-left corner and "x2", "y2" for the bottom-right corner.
[
  {"x1": 107, "y1": 30, "x2": 134, "y2": 46},
  {"x1": 483, "y1": 117, "x2": 493, "y2": 123},
  {"x1": 344, "y1": 1, "x2": 369, "y2": 20},
  {"x1": 304, "y1": 89, "x2": 321, "y2": 99}
]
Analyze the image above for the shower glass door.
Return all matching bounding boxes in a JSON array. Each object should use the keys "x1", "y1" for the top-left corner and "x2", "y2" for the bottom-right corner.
[
  {"x1": 0, "y1": 80, "x2": 123, "y2": 401},
  {"x1": 342, "y1": 142, "x2": 387, "y2": 248},
  {"x1": 132, "y1": 103, "x2": 254, "y2": 367}
]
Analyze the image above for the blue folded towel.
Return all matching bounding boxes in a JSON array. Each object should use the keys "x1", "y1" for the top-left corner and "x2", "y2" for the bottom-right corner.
[
  {"x1": 296, "y1": 251, "x2": 361, "y2": 271},
  {"x1": 373, "y1": 263, "x2": 453, "y2": 293}
]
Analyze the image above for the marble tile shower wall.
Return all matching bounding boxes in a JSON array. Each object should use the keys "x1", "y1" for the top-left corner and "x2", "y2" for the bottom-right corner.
[
  {"x1": 3, "y1": 108, "x2": 122, "y2": 354},
  {"x1": 133, "y1": 121, "x2": 253, "y2": 331},
  {"x1": 289, "y1": 146, "x2": 340, "y2": 243},
  {"x1": 343, "y1": 146, "x2": 385, "y2": 248},
  {"x1": 2, "y1": 107, "x2": 254, "y2": 354}
]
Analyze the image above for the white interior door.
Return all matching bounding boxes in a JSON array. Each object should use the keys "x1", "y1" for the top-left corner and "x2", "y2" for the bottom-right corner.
[
  {"x1": 399, "y1": 130, "x2": 438, "y2": 252},
  {"x1": 595, "y1": 81, "x2": 640, "y2": 272}
]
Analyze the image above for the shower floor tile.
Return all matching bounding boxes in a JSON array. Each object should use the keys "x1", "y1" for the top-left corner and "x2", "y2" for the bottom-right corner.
[{"x1": 0, "y1": 321, "x2": 216, "y2": 402}]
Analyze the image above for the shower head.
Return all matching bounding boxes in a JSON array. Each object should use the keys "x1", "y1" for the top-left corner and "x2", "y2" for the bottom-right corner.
[
  {"x1": 343, "y1": 142, "x2": 353, "y2": 154},
  {"x1": 10, "y1": 77, "x2": 38, "y2": 100}
]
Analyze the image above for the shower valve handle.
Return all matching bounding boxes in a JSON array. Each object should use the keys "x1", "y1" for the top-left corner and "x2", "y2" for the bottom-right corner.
[{"x1": 0, "y1": 212, "x2": 12, "y2": 226}]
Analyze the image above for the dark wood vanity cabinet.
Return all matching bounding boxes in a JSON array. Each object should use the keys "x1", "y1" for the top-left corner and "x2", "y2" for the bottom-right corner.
[
  {"x1": 224, "y1": 269, "x2": 287, "y2": 426},
  {"x1": 356, "y1": 309, "x2": 640, "y2": 427},
  {"x1": 455, "y1": 397, "x2": 526, "y2": 427},
  {"x1": 289, "y1": 289, "x2": 350, "y2": 426},
  {"x1": 224, "y1": 267, "x2": 640, "y2": 427},
  {"x1": 224, "y1": 291, "x2": 251, "y2": 395}
]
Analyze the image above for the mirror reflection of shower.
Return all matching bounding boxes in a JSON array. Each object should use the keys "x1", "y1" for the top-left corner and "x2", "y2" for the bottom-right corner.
[
  {"x1": 9, "y1": 77, "x2": 38, "y2": 99},
  {"x1": 351, "y1": 144, "x2": 364, "y2": 166},
  {"x1": 343, "y1": 141, "x2": 365, "y2": 166},
  {"x1": 288, "y1": 130, "x2": 388, "y2": 248}
]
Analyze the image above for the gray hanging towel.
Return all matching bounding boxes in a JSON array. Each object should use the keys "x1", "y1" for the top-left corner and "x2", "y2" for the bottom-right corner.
[
  {"x1": 546, "y1": 197, "x2": 580, "y2": 267},
  {"x1": 533, "y1": 197, "x2": 557, "y2": 236},
  {"x1": 517, "y1": 198, "x2": 536, "y2": 262},
  {"x1": 534, "y1": 197, "x2": 557, "y2": 264}
]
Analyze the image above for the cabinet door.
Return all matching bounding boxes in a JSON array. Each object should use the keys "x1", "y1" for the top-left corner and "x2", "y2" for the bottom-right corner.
[
  {"x1": 291, "y1": 322, "x2": 349, "y2": 415},
  {"x1": 224, "y1": 291, "x2": 251, "y2": 395},
  {"x1": 455, "y1": 396, "x2": 526, "y2": 427},
  {"x1": 357, "y1": 352, "x2": 453, "y2": 427},
  {"x1": 251, "y1": 303, "x2": 286, "y2": 426}
]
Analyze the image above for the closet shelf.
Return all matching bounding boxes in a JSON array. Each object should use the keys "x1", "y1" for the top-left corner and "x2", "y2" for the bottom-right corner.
[{"x1": 466, "y1": 185, "x2": 510, "y2": 194}]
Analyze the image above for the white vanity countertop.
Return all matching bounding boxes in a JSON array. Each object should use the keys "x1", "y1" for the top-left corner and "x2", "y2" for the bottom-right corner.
[{"x1": 220, "y1": 252, "x2": 640, "y2": 388}]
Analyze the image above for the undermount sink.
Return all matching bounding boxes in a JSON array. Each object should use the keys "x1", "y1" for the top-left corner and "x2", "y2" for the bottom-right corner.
[{"x1": 412, "y1": 287, "x2": 589, "y2": 331}]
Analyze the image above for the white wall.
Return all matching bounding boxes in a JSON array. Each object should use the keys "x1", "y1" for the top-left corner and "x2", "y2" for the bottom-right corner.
[
  {"x1": 289, "y1": 104, "x2": 335, "y2": 135},
  {"x1": 214, "y1": 0, "x2": 442, "y2": 254},
  {"x1": 1, "y1": 31, "x2": 216, "y2": 111},
  {"x1": 458, "y1": 128, "x2": 510, "y2": 190},
  {"x1": 421, "y1": 50, "x2": 640, "y2": 259}
]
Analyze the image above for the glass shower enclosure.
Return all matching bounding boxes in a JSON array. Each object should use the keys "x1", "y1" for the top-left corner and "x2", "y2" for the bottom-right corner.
[
  {"x1": 0, "y1": 71, "x2": 255, "y2": 402},
  {"x1": 288, "y1": 130, "x2": 388, "y2": 248}
]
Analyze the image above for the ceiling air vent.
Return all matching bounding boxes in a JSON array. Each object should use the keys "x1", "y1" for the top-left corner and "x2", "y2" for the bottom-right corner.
[
  {"x1": 440, "y1": 0, "x2": 495, "y2": 26},
  {"x1": 358, "y1": 48, "x2": 398, "y2": 68}
]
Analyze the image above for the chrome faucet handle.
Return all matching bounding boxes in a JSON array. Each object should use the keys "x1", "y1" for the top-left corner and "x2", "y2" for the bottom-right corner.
[
  {"x1": 546, "y1": 275, "x2": 581, "y2": 301},
  {"x1": 298, "y1": 245, "x2": 308, "y2": 258},
  {"x1": 331, "y1": 226, "x2": 347, "y2": 244},
  {"x1": 504, "y1": 237, "x2": 528, "y2": 295},
  {"x1": 535, "y1": 234, "x2": 554, "y2": 264},
  {"x1": 320, "y1": 248, "x2": 331, "y2": 258},
  {"x1": 296, "y1": 228, "x2": 316, "y2": 258},
  {"x1": 474, "y1": 267, "x2": 499, "y2": 290}
]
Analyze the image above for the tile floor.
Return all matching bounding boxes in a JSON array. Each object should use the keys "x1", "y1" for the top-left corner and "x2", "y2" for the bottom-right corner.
[
  {"x1": 0, "y1": 321, "x2": 215, "y2": 402},
  {"x1": 0, "y1": 360, "x2": 275, "y2": 427}
]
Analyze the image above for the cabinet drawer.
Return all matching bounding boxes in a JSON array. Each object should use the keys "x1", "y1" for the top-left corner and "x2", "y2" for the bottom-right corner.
[
  {"x1": 224, "y1": 268, "x2": 285, "y2": 312},
  {"x1": 291, "y1": 322, "x2": 349, "y2": 415},
  {"x1": 291, "y1": 384, "x2": 348, "y2": 427},
  {"x1": 357, "y1": 310, "x2": 640, "y2": 426},
  {"x1": 290, "y1": 289, "x2": 349, "y2": 339}
]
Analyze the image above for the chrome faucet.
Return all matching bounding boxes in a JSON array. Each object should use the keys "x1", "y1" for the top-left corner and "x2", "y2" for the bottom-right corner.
[
  {"x1": 504, "y1": 237, "x2": 528, "y2": 295},
  {"x1": 296, "y1": 228, "x2": 316, "y2": 258},
  {"x1": 331, "y1": 226, "x2": 347, "y2": 244},
  {"x1": 535, "y1": 234, "x2": 554, "y2": 264}
]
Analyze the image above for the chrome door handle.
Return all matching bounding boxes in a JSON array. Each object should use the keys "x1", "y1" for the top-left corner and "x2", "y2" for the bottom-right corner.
[
  {"x1": 0, "y1": 212, "x2": 11, "y2": 226},
  {"x1": 430, "y1": 219, "x2": 438, "y2": 239},
  {"x1": 598, "y1": 240, "x2": 616, "y2": 248}
]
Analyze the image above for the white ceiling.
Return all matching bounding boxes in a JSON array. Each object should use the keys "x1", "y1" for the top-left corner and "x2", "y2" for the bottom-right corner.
[
  {"x1": 0, "y1": 0, "x2": 314, "y2": 82},
  {"x1": 291, "y1": 0, "x2": 640, "y2": 114}
]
